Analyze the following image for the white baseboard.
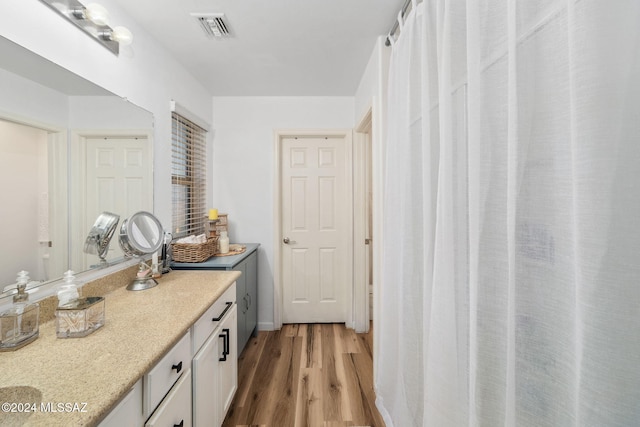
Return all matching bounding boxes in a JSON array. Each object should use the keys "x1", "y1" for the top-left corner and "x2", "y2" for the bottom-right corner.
[{"x1": 258, "y1": 321, "x2": 275, "y2": 331}]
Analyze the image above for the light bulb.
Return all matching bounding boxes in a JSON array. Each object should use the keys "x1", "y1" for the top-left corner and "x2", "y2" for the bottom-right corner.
[
  {"x1": 85, "y1": 3, "x2": 109, "y2": 26},
  {"x1": 111, "y1": 26, "x2": 133, "y2": 45}
]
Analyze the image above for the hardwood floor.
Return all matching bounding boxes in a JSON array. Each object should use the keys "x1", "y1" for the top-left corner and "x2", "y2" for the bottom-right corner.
[{"x1": 223, "y1": 323, "x2": 385, "y2": 427}]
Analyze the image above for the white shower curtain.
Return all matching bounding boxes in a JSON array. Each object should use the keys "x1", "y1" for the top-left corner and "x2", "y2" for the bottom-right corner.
[{"x1": 378, "y1": 0, "x2": 640, "y2": 426}]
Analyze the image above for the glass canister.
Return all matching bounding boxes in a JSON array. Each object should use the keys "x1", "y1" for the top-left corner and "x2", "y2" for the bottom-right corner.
[
  {"x1": 0, "y1": 271, "x2": 40, "y2": 351},
  {"x1": 55, "y1": 296, "x2": 105, "y2": 338}
]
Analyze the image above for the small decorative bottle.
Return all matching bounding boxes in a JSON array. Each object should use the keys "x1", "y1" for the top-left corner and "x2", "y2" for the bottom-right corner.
[
  {"x1": 219, "y1": 230, "x2": 230, "y2": 254},
  {"x1": 57, "y1": 270, "x2": 80, "y2": 306},
  {"x1": 0, "y1": 271, "x2": 40, "y2": 351}
]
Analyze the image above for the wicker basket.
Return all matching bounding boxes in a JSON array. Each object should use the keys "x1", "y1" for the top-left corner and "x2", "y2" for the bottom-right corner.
[{"x1": 172, "y1": 237, "x2": 218, "y2": 263}]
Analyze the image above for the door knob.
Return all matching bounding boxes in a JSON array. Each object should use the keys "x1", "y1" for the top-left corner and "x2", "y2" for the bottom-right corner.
[{"x1": 283, "y1": 237, "x2": 290, "y2": 244}]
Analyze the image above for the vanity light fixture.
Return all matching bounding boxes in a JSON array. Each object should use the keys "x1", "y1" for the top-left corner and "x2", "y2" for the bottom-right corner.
[
  {"x1": 39, "y1": 0, "x2": 133, "y2": 55},
  {"x1": 83, "y1": 3, "x2": 109, "y2": 26}
]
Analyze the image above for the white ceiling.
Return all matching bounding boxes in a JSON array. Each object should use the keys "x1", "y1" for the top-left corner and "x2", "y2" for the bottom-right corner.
[{"x1": 109, "y1": 0, "x2": 405, "y2": 96}]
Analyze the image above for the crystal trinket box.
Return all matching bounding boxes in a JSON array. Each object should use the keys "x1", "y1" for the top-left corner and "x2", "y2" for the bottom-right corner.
[{"x1": 55, "y1": 296, "x2": 105, "y2": 338}]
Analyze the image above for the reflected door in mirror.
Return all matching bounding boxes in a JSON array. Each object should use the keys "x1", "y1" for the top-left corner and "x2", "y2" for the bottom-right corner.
[{"x1": 80, "y1": 137, "x2": 152, "y2": 270}]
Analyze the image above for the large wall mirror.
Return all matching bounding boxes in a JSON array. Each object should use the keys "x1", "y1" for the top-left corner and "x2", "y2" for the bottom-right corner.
[{"x1": 0, "y1": 36, "x2": 154, "y2": 297}]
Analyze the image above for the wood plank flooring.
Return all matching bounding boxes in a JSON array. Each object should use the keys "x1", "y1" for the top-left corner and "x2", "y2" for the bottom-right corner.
[{"x1": 223, "y1": 323, "x2": 385, "y2": 427}]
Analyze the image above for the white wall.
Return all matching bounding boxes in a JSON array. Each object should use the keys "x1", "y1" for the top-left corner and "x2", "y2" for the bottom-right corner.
[
  {"x1": 354, "y1": 37, "x2": 391, "y2": 125},
  {"x1": 69, "y1": 97, "x2": 153, "y2": 130},
  {"x1": 353, "y1": 37, "x2": 391, "y2": 384},
  {"x1": 211, "y1": 96, "x2": 355, "y2": 329},
  {"x1": 0, "y1": 1, "x2": 213, "y2": 229},
  {"x1": 354, "y1": 37, "x2": 390, "y2": 132}
]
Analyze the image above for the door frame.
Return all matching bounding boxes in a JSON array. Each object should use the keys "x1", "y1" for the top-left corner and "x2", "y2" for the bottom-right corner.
[
  {"x1": 353, "y1": 109, "x2": 373, "y2": 333},
  {"x1": 273, "y1": 129, "x2": 354, "y2": 330}
]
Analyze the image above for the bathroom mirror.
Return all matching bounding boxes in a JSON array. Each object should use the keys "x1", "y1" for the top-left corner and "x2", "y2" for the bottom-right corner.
[{"x1": 0, "y1": 36, "x2": 154, "y2": 296}]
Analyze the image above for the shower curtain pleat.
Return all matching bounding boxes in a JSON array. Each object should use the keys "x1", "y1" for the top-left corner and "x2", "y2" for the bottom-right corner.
[{"x1": 378, "y1": 1, "x2": 640, "y2": 426}]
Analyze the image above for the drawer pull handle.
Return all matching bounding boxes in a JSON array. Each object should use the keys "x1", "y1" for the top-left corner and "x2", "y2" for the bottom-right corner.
[
  {"x1": 174, "y1": 420, "x2": 184, "y2": 427},
  {"x1": 212, "y1": 301, "x2": 233, "y2": 321},
  {"x1": 219, "y1": 328, "x2": 230, "y2": 362},
  {"x1": 171, "y1": 361, "x2": 182, "y2": 373}
]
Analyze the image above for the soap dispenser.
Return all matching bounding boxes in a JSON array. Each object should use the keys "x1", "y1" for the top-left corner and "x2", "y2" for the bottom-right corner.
[{"x1": 0, "y1": 271, "x2": 40, "y2": 351}]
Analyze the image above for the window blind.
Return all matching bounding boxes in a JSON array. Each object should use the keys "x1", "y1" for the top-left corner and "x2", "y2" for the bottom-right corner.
[{"x1": 171, "y1": 112, "x2": 207, "y2": 239}]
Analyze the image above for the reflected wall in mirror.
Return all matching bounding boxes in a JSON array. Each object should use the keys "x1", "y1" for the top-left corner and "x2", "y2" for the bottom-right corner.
[
  {"x1": 0, "y1": 119, "x2": 60, "y2": 286},
  {"x1": 0, "y1": 35, "x2": 154, "y2": 294}
]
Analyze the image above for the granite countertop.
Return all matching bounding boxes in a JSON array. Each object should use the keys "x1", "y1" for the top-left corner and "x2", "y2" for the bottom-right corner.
[{"x1": 0, "y1": 269, "x2": 240, "y2": 427}]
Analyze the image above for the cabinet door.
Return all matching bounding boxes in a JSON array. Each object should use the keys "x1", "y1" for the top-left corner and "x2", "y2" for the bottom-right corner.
[
  {"x1": 192, "y1": 330, "x2": 219, "y2": 427},
  {"x1": 234, "y1": 261, "x2": 248, "y2": 352},
  {"x1": 98, "y1": 380, "x2": 143, "y2": 427},
  {"x1": 217, "y1": 305, "x2": 238, "y2": 425},
  {"x1": 244, "y1": 251, "x2": 258, "y2": 343}
]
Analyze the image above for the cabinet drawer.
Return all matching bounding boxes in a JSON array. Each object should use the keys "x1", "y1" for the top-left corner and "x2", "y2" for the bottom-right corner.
[
  {"x1": 192, "y1": 282, "x2": 236, "y2": 354},
  {"x1": 144, "y1": 332, "x2": 190, "y2": 417},
  {"x1": 145, "y1": 369, "x2": 192, "y2": 427}
]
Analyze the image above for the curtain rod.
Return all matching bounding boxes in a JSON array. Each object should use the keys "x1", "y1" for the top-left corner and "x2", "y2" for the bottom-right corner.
[{"x1": 384, "y1": 0, "x2": 417, "y2": 46}]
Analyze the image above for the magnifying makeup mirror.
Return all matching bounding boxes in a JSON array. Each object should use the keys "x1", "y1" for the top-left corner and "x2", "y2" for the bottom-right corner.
[
  {"x1": 83, "y1": 212, "x2": 120, "y2": 266},
  {"x1": 119, "y1": 211, "x2": 164, "y2": 291}
]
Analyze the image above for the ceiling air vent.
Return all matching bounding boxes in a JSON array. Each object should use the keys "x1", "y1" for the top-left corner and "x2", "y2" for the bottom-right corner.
[{"x1": 192, "y1": 13, "x2": 231, "y2": 39}]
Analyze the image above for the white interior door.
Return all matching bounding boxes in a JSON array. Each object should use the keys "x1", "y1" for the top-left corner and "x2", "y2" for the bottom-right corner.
[
  {"x1": 281, "y1": 134, "x2": 350, "y2": 323},
  {"x1": 84, "y1": 137, "x2": 152, "y2": 268}
]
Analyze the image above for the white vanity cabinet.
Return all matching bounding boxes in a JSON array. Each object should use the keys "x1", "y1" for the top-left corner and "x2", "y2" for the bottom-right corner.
[
  {"x1": 97, "y1": 281, "x2": 238, "y2": 427},
  {"x1": 98, "y1": 331, "x2": 191, "y2": 427},
  {"x1": 192, "y1": 283, "x2": 238, "y2": 427},
  {"x1": 98, "y1": 380, "x2": 143, "y2": 427}
]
